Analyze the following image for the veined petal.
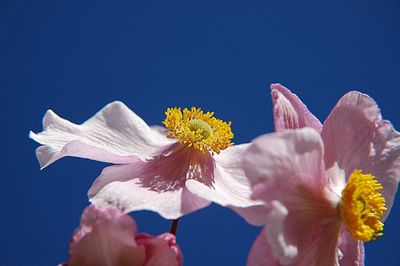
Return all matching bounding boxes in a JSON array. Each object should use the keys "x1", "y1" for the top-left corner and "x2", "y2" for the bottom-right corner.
[
  {"x1": 30, "y1": 101, "x2": 174, "y2": 168},
  {"x1": 88, "y1": 144, "x2": 213, "y2": 219},
  {"x1": 260, "y1": 200, "x2": 340, "y2": 266},
  {"x1": 32, "y1": 139, "x2": 140, "y2": 169},
  {"x1": 322, "y1": 91, "x2": 400, "y2": 217},
  {"x1": 263, "y1": 201, "x2": 298, "y2": 265},
  {"x1": 243, "y1": 128, "x2": 328, "y2": 198},
  {"x1": 244, "y1": 129, "x2": 341, "y2": 265},
  {"x1": 185, "y1": 144, "x2": 262, "y2": 214},
  {"x1": 291, "y1": 221, "x2": 341, "y2": 266},
  {"x1": 247, "y1": 202, "x2": 341, "y2": 266},
  {"x1": 91, "y1": 180, "x2": 210, "y2": 219},
  {"x1": 136, "y1": 233, "x2": 182, "y2": 266},
  {"x1": 338, "y1": 228, "x2": 364, "y2": 266},
  {"x1": 88, "y1": 142, "x2": 215, "y2": 218},
  {"x1": 271, "y1": 83, "x2": 322, "y2": 133}
]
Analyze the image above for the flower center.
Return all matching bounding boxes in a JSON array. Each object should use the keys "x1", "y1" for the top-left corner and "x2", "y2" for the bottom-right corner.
[
  {"x1": 162, "y1": 107, "x2": 234, "y2": 154},
  {"x1": 339, "y1": 169, "x2": 386, "y2": 242},
  {"x1": 188, "y1": 119, "x2": 213, "y2": 140}
]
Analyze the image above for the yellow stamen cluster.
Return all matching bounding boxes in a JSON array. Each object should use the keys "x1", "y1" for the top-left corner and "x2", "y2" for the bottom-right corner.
[
  {"x1": 339, "y1": 169, "x2": 387, "y2": 242},
  {"x1": 162, "y1": 107, "x2": 234, "y2": 154}
]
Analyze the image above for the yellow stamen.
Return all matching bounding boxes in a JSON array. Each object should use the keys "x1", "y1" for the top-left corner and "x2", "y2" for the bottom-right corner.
[
  {"x1": 339, "y1": 169, "x2": 387, "y2": 242},
  {"x1": 162, "y1": 107, "x2": 234, "y2": 154}
]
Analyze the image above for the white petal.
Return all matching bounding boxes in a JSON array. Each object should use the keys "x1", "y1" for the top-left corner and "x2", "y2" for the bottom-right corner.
[
  {"x1": 186, "y1": 144, "x2": 263, "y2": 210},
  {"x1": 91, "y1": 179, "x2": 210, "y2": 219},
  {"x1": 30, "y1": 101, "x2": 175, "y2": 168}
]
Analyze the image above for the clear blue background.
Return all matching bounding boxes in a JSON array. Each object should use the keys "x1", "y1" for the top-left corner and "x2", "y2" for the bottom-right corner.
[{"x1": 2, "y1": 0, "x2": 400, "y2": 265}]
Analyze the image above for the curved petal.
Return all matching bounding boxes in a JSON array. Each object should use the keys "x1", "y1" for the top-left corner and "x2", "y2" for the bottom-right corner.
[
  {"x1": 263, "y1": 201, "x2": 298, "y2": 265},
  {"x1": 243, "y1": 128, "x2": 329, "y2": 199},
  {"x1": 291, "y1": 221, "x2": 341, "y2": 266},
  {"x1": 270, "y1": 83, "x2": 322, "y2": 133},
  {"x1": 260, "y1": 201, "x2": 340, "y2": 266},
  {"x1": 88, "y1": 145, "x2": 213, "y2": 218},
  {"x1": 66, "y1": 205, "x2": 146, "y2": 266},
  {"x1": 89, "y1": 143, "x2": 216, "y2": 218},
  {"x1": 136, "y1": 233, "x2": 182, "y2": 266},
  {"x1": 338, "y1": 228, "x2": 364, "y2": 266},
  {"x1": 32, "y1": 139, "x2": 140, "y2": 169},
  {"x1": 247, "y1": 202, "x2": 341, "y2": 266},
  {"x1": 30, "y1": 101, "x2": 175, "y2": 168},
  {"x1": 243, "y1": 129, "x2": 342, "y2": 265},
  {"x1": 321, "y1": 91, "x2": 400, "y2": 217},
  {"x1": 185, "y1": 144, "x2": 263, "y2": 213},
  {"x1": 90, "y1": 180, "x2": 209, "y2": 219}
]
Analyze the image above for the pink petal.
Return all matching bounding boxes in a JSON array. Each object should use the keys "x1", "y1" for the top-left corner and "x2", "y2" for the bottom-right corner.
[
  {"x1": 291, "y1": 221, "x2": 341, "y2": 266},
  {"x1": 90, "y1": 178, "x2": 210, "y2": 219},
  {"x1": 136, "y1": 233, "x2": 182, "y2": 266},
  {"x1": 65, "y1": 205, "x2": 146, "y2": 266},
  {"x1": 270, "y1": 83, "x2": 322, "y2": 133},
  {"x1": 322, "y1": 91, "x2": 400, "y2": 217},
  {"x1": 185, "y1": 144, "x2": 263, "y2": 219},
  {"x1": 258, "y1": 200, "x2": 340, "y2": 266},
  {"x1": 243, "y1": 128, "x2": 328, "y2": 200},
  {"x1": 30, "y1": 101, "x2": 174, "y2": 169},
  {"x1": 247, "y1": 229, "x2": 280, "y2": 266},
  {"x1": 338, "y1": 228, "x2": 364, "y2": 266},
  {"x1": 89, "y1": 144, "x2": 212, "y2": 218},
  {"x1": 243, "y1": 129, "x2": 342, "y2": 265},
  {"x1": 247, "y1": 203, "x2": 342, "y2": 266},
  {"x1": 262, "y1": 201, "x2": 298, "y2": 265}
]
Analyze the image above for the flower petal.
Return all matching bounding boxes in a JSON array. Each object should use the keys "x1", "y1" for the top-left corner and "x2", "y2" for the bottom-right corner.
[
  {"x1": 88, "y1": 157, "x2": 210, "y2": 219},
  {"x1": 338, "y1": 228, "x2": 364, "y2": 266},
  {"x1": 270, "y1": 83, "x2": 322, "y2": 133},
  {"x1": 150, "y1": 125, "x2": 169, "y2": 139},
  {"x1": 292, "y1": 221, "x2": 340, "y2": 266},
  {"x1": 243, "y1": 129, "x2": 342, "y2": 265},
  {"x1": 136, "y1": 233, "x2": 182, "y2": 266},
  {"x1": 258, "y1": 201, "x2": 340, "y2": 266},
  {"x1": 186, "y1": 144, "x2": 261, "y2": 208},
  {"x1": 66, "y1": 205, "x2": 146, "y2": 266},
  {"x1": 262, "y1": 201, "x2": 298, "y2": 265},
  {"x1": 247, "y1": 228, "x2": 280, "y2": 266},
  {"x1": 243, "y1": 128, "x2": 328, "y2": 199},
  {"x1": 321, "y1": 91, "x2": 400, "y2": 217},
  {"x1": 30, "y1": 101, "x2": 174, "y2": 168},
  {"x1": 247, "y1": 201, "x2": 341, "y2": 266},
  {"x1": 91, "y1": 180, "x2": 209, "y2": 219},
  {"x1": 89, "y1": 143, "x2": 214, "y2": 218}
]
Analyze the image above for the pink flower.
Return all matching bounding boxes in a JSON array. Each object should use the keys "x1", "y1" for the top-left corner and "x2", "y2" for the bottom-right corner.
[
  {"x1": 30, "y1": 103, "x2": 258, "y2": 219},
  {"x1": 59, "y1": 205, "x2": 182, "y2": 266},
  {"x1": 243, "y1": 84, "x2": 400, "y2": 265}
]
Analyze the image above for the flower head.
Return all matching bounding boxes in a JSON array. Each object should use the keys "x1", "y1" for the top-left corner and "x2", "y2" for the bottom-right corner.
[
  {"x1": 243, "y1": 84, "x2": 400, "y2": 266},
  {"x1": 30, "y1": 102, "x2": 258, "y2": 219},
  {"x1": 339, "y1": 169, "x2": 386, "y2": 242},
  {"x1": 59, "y1": 205, "x2": 182, "y2": 266},
  {"x1": 163, "y1": 107, "x2": 233, "y2": 154}
]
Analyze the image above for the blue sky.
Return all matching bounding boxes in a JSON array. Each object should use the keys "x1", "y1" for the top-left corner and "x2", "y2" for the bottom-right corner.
[{"x1": 2, "y1": 0, "x2": 400, "y2": 265}]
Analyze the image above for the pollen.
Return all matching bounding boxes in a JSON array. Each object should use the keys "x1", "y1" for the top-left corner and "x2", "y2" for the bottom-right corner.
[
  {"x1": 162, "y1": 107, "x2": 234, "y2": 154},
  {"x1": 339, "y1": 169, "x2": 387, "y2": 242}
]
